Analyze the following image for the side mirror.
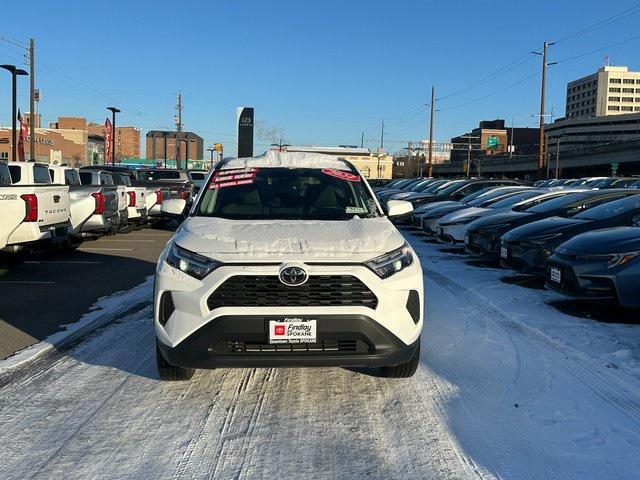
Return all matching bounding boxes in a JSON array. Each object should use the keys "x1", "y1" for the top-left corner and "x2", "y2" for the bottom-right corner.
[
  {"x1": 387, "y1": 200, "x2": 413, "y2": 218},
  {"x1": 161, "y1": 198, "x2": 187, "y2": 221}
]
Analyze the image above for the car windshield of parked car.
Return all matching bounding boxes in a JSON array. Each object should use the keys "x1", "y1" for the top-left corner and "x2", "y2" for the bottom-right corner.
[
  {"x1": 465, "y1": 188, "x2": 523, "y2": 206},
  {"x1": 138, "y1": 170, "x2": 182, "y2": 181},
  {"x1": 524, "y1": 192, "x2": 591, "y2": 213},
  {"x1": 189, "y1": 172, "x2": 207, "y2": 180},
  {"x1": 489, "y1": 190, "x2": 544, "y2": 209},
  {"x1": 591, "y1": 178, "x2": 614, "y2": 188},
  {"x1": 573, "y1": 195, "x2": 640, "y2": 220},
  {"x1": 435, "y1": 181, "x2": 467, "y2": 196},
  {"x1": 197, "y1": 167, "x2": 379, "y2": 220}
]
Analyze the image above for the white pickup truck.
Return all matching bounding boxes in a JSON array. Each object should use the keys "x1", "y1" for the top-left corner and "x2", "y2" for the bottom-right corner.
[
  {"x1": 48, "y1": 165, "x2": 102, "y2": 240},
  {"x1": 1, "y1": 162, "x2": 71, "y2": 253},
  {"x1": 80, "y1": 167, "x2": 128, "y2": 230}
]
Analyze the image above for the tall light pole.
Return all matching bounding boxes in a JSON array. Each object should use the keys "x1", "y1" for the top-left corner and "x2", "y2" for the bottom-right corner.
[
  {"x1": 106, "y1": 106, "x2": 120, "y2": 165},
  {"x1": 509, "y1": 114, "x2": 521, "y2": 158},
  {"x1": 1, "y1": 65, "x2": 29, "y2": 162}
]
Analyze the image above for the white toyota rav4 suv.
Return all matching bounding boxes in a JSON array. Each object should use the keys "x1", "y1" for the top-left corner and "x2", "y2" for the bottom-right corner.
[{"x1": 154, "y1": 151, "x2": 424, "y2": 380}]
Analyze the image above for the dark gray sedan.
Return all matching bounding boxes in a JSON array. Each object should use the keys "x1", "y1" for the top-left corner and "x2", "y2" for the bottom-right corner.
[{"x1": 545, "y1": 226, "x2": 640, "y2": 308}]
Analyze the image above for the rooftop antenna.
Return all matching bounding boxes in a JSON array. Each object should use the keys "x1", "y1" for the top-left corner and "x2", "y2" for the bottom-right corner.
[{"x1": 604, "y1": 54, "x2": 610, "y2": 66}]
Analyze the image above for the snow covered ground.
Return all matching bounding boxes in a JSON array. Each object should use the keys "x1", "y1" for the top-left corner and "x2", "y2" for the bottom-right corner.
[{"x1": 1, "y1": 228, "x2": 640, "y2": 479}]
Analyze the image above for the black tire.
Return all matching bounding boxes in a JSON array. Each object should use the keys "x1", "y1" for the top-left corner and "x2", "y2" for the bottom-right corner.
[
  {"x1": 156, "y1": 341, "x2": 195, "y2": 381},
  {"x1": 380, "y1": 340, "x2": 420, "y2": 378}
]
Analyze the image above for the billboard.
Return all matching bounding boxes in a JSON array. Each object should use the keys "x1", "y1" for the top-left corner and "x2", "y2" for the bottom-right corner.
[{"x1": 236, "y1": 107, "x2": 254, "y2": 158}]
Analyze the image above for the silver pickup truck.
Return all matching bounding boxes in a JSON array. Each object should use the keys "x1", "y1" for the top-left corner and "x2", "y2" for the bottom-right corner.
[
  {"x1": 1, "y1": 162, "x2": 71, "y2": 253},
  {"x1": 78, "y1": 169, "x2": 120, "y2": 235}
]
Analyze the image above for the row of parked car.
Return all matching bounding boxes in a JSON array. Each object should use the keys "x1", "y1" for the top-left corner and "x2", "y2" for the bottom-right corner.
[
  {"x1": 374, "y1": 176, "x2": 640, "y2": 309},
  {"x1": 0, "y1": 160, "x2": 208, "y2": 266}
]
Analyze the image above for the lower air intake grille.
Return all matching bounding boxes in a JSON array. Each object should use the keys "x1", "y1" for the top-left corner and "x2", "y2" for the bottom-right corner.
[
  {"x1": 207, "y1": 275, "x2": 378, "y2": 309},
  {"x1": 225, "y1": 340, "x2": 369, "y2": 354}
]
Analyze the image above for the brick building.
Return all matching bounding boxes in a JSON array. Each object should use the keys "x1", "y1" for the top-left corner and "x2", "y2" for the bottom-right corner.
[{"x1": 146, "y1": 131, "x2": 204, "y2": 165}]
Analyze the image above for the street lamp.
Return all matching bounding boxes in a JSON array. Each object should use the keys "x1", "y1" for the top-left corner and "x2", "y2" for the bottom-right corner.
[
  {"x1": 1, "y1": 65, "x2": 29, "y2": 162},
  {"x1": 106, "y1": 106, "x2": 120, "y2": 165}
]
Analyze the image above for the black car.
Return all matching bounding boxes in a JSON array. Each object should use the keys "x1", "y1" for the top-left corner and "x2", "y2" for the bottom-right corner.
[
  {"x1": 545, "y1": 227, "x2": 640, "y2": 308},
  {"x1": 464, "y1": 190, "x2": 627, "y2": 259},
  {"x1": 500, "y1": 192, "x2": 640, "y2": 276},
  {"x1": 590, "y1": 177, "x2": 638, "y2": 189}
]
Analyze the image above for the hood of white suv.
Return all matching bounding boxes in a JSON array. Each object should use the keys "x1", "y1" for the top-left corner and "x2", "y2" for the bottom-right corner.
[{"x1": 173, "y1": 216, "x2": 406, "y2": 262}]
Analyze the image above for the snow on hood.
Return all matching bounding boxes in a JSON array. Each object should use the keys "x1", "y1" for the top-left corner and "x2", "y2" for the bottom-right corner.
[
  {"x1": 222, "y1": 150, "x2": 349, "y2": 171},
  {"x1": 174, "y1": 216, "x2": 405, "y2": 262}
]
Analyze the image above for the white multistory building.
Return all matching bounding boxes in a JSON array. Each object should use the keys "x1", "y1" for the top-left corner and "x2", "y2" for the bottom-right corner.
[{"x1": 565, "y1": 65, "x2": 640, "y2": 119}]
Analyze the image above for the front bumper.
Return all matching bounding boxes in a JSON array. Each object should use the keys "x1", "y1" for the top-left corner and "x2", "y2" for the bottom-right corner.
[
  {"x1": 500, "y1": 241, "x2": 551, "y2": 276},
  {"x1": 465, "y1": 231, "x2": 500, "y2": 257},
  {"x1": 157, "y1": 314, "x2": 420, "y2": 369},
  {"x1": 545, "y1": 257, "x2": 622, "y2": 303},
  {"x1": 436, "y1": 223, "x2": 466, "y2": 244},
  {"x1": 154, "y1": 260, "x2": 424, "y2": 369}
]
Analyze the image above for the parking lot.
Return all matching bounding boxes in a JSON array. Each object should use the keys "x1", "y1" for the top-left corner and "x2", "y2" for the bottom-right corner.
[{"x1": 0, "y1": 226, "x2": 174, "y2": 359}]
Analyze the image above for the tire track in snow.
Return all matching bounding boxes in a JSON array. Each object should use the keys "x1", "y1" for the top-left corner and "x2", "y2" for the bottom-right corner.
[{"x1": 422, "y1": 265, "x2": 640, "y2": 427}]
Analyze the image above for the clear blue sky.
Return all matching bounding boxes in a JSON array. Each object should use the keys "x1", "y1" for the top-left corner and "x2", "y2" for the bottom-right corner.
[{"x1": 1, "y1": 0, "x2": 640, "y2": 156}]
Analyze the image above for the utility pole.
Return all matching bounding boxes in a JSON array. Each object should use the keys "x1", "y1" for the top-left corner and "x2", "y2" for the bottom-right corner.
[
  {"x1": 29, "y1": 38, "x2": 35, "y2": 162},
  {"x1": 175, "y1": 93, "x2": 183, "y2": 170},
  {"x1": 534, "y1": 42, "x2": 556, "y2": 179},
  {"x1": 555, "y1": 137, "x2": 560, "y2": 179},
  {"x1": 380, "y1": 120, "x2": 384, "y2": 149},
  {"x1": 427, "y1": 86, "x2": 435, "y2": 177}
]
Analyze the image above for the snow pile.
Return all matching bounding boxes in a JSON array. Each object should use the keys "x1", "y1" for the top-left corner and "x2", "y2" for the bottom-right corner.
[
  {"x1": 222, "y1": 150, "x2": 349, "y2": 171},
  {"x1": 178, "y1": 216, "x2": 403, "y2": 259}
]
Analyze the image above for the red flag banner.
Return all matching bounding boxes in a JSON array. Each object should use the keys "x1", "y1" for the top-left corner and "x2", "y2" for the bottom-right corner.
[
  {"x1": 17, "y1": 109, "x2": 27, "y2": 162},
  {"x1": 104, "y1": 117, "x2": 112, "y2": 163}
]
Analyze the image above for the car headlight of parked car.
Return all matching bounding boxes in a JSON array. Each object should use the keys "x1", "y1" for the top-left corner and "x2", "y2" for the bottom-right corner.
[
  {"x1": 578, "y1": 251, "x2": 639, "y2": 268},
  {"x1": 166, "y1": 243, "x2": 221, "y2": 280},
  {"x1": 366, "y1": 243, "x2": 414, "y2": 279}
]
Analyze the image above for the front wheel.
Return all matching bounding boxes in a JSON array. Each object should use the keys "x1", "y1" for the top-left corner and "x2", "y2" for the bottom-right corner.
[
  {"x1": 156, "y1": 341, "x2": 195, "y2": 381},
  {"x1": 380, "y1": 340, "x2": 420, "y2": 378}
]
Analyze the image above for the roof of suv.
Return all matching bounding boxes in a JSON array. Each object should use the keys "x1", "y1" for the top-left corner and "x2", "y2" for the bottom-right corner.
[{"x1": 220, "y1": 150, "x2": 353, "y2": 172}]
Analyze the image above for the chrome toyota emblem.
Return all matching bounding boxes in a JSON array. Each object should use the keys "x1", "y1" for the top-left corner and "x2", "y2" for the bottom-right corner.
[{"x1": 279, "y1": 265, "x2": 308, "y2": 286}]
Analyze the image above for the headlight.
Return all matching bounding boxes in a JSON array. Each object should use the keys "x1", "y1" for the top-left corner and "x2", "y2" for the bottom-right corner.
[
  {"x1": 366, "y1": 243, "x2": 414, "y2": 279},
  {"x1": 579, "y1": 252, "x2": 639, "y2": 268},
  {"x1": 165, "y1": 243, "x2": 221, "y2": 280},
  {"x1": 529, "y1": 232, "x2": 563, "y2": 244}
]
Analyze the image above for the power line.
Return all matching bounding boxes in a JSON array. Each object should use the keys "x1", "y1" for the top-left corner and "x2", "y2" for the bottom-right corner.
[
  {"x1": 555, "y1": 32, "x2": 640, "y2": 64},
  {"x1": 554, "y1": 3, "x2": 640, "y2": 44},
  {"x1": 437, "y1": 52, "x2": 535, "y2": 101}
]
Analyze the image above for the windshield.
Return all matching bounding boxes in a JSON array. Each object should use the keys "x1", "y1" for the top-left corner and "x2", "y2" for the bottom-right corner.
[
  {"x1": 573, "y1": 195, "x2": 640, "y2": 220},
  {"x1": 196, "y1": 167, "x2": 379, "y2": 220},
  {"x1": 435, "y1": 181, "x2": 466, "y2": 196},
  {"x1": 489, "y1": 190, "x2": 544, "y2": 209},
  {"x1": 525, "y1": 192, "x2": 592, "y2": 213},
  {"x1": 189, "y1": 172, "x2": 207, "y2": 180},
  {"x1": 138, "y1": 170, "x2": 182, "y2": 181}
]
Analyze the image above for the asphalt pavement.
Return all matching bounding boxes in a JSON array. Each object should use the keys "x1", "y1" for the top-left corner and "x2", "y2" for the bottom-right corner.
[{"x1": 0, "y1": 225, "x2": 174, "y2": 360}]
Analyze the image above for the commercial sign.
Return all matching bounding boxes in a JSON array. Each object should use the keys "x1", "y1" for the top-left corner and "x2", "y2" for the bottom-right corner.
[
  {"x1": 236, "y1": 107, "x2": 254, "y2": 158},
  {"x1": 25, "y1": 135, "x2": 54, "y2": 146}
]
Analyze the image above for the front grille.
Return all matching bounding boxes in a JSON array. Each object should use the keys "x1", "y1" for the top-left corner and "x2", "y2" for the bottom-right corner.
[
  {"x1": 225, "y1": 340, "x2": 368, "y2": 354},
  {"x1": 207, "y1": 275, "x2": 378, "y2": 310}
]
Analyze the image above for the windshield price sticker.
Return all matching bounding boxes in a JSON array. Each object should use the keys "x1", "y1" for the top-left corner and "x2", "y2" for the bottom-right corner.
[
  {"x1": 322, "y1": 168, "x2": 361, "y2": 182},
  {"x1": 210, "y1": 168, "x2": 259, "y2": 189},
  {"x1": 346, "y1": 206, "x2": 367, "y2": 214}
]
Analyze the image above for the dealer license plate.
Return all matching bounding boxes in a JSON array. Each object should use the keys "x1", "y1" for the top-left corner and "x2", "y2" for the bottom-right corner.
[
  {"x1": 269, "y1": 318, "x2": 317, "y2": 344},
  {"x1": 550, "y1": 267, "x2": 562, "y2": 283},
  {"x1": 500, "y1": 246, "x2": 508, "y2": 259}
]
